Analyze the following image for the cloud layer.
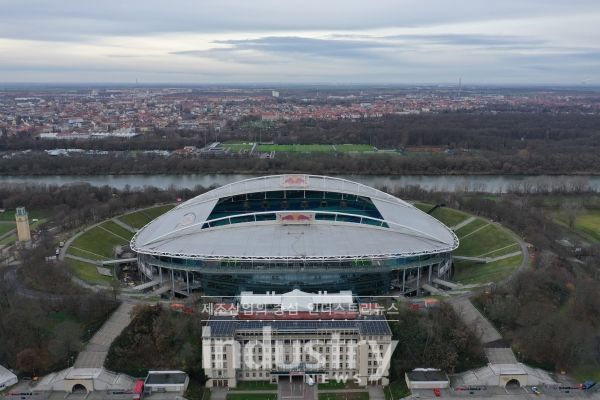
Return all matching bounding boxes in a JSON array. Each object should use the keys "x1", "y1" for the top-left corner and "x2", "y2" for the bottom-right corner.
[{"x1": 0, "y1": 0, "x2": 598, "y2": 83}]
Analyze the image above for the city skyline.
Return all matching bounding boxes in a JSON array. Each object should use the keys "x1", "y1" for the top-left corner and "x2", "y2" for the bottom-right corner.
[{"x1": 1, "y1": 0, "x2": 599, "y2": 84}]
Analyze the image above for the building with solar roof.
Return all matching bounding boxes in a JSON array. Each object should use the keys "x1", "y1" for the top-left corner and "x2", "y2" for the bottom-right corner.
[
  {"x1": 131, "y1": 174, "x2": 458, "y2": 297},
  {"x1": 201, "y1": 289, "x2": 395, "y2": 388}
]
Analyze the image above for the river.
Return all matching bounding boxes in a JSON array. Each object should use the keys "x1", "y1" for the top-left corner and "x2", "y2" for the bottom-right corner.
[{"x1": 1, "y1": 174, "x2": 599, "y2": 192}]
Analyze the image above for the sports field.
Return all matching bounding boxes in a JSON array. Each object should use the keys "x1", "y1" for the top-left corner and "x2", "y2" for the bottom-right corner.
[
  {"x1": 575, "y1": 210, "x2": 600, "y2": 241},
  {"x1": 336, "y1": 144, "x2": 375, "y2": 152},
  {"x1": 295, "y1": 145, "x2": 334, "y2": 152},
  {"x1": 257, "y1": 144, "x2": 295, "y2": 152},
  {"x1": 256, "y1": 144, "x2": 334, "y2": 152},
  {"x1": 226, "y1": 144, "x2": 255, "y2": 151}
]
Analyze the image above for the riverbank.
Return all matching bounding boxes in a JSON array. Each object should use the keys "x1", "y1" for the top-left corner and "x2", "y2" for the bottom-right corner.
[{"x1": 1, "y1": 173, "x2": 599, "y2": 191}]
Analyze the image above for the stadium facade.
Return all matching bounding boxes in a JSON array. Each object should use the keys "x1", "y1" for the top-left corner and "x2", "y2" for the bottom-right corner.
[{"x1": 131, "y1": 174, "x2": 458, "y2": 297}]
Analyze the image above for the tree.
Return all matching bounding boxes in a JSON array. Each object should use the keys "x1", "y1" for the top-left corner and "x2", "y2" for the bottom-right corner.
[
  {"x1": 16, "y1": 348, "x2": 41, "y2": 375},
  {"x1": 560, "y1": 201, "x2": 585, "y2": 228}
]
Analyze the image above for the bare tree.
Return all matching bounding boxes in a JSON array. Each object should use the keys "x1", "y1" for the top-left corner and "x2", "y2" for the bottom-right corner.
[{"x1": 560, "y1": 201, "x2": 585, "y2": 228}]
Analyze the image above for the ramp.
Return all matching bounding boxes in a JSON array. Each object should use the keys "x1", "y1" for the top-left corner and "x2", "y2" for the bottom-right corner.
[
  {"x1": 150, "y1": 282, "x2": 173, "y2": 296},
  {"x1": 131, "y1": 279, "x2": 161, "y2": 291},
  {"x1": 485, "y1": 348, "x2": 517, "y2": 365},
  {"x1": 452, "y1": 300, "x2": 501, "y2": 344},
  {"x1": 101, "y1": 258, "x2": 137, "y2": 265},
  {"x1": 432, "y1": 278, "x2": 458, "y2": 289},
  {"x1": 421, "y1": 283, "x2": 440, "y2": 294},
  {"x1": 451, "y1": 216, "x2": 475, "y2": 231},
  {"x1": 453, "y1": 256, "x2": 488, "y2": 263}
]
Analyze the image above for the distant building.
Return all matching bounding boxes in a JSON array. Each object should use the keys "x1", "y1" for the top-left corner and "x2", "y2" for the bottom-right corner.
[
  {"x1": 0, "y1": 365, "x2": 18, "y2": 391},
  {"x1": 15, "y1": 207, "x2": 31, "y2": 243},
  {"x1": 261, "y1": 112, "x2": 280, "y2": 122},
  {"x1": 272, "y1": 91, "x2": 279, "y2": 97}
]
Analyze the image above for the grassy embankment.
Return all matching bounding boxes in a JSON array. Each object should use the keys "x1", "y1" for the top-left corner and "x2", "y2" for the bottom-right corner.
[
  {"x1": 414, "y1": 204, "x2": 523, "y2": 285},
  {"x1": 66, "y1": 205, "x2": 174, "y2": 285}
]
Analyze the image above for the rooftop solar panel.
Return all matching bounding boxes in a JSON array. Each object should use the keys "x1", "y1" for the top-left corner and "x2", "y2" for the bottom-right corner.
[{"x1": 205, "y1": 316, "x2": 391, "y2": 336}]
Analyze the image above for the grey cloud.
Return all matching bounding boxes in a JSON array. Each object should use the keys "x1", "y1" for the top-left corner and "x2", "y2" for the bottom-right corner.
[{"x1": 0, "y1": 0, "x2": 598, "y2": 42}]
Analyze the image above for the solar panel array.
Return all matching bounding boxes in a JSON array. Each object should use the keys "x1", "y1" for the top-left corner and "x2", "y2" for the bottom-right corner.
[{"x1": 206, "y1": 316, "x2": 391, "y2": 336}]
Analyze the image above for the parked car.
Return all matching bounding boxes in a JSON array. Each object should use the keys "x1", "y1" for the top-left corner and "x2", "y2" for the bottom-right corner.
[
  {"x1": 582, "y1": 380, "x2": 596, "y2": 390},
  {"x1": 434, "y1": 388, "x2": 441, "y2": 396},
  {"x1": 532, "y1": 387, "x2": 541, "y2": 395}
]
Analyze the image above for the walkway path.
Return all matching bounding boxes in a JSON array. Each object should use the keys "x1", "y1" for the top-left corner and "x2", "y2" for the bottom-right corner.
[
  {"x1": 66, "y1": 254, "x2": 99, "y2": 265},
  {"x1": 451, "y1": 216, "x2": 476, "y2": 231},
  {"x1": 98, "y1": 225, "x2": 130, "y2": 242},
  {"x1": 74, "y1": 302, "x2": 135, "y2": 368},
  {"x1": 451, "y1": 300, "x2": 502, "y2": 344},
  {"x1": 111, "y1": 218, "x2": 136, "y2": 233}
]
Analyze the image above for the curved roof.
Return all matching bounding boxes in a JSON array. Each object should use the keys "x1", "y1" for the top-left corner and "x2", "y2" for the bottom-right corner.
[{"x1": 131, "y1": 174, "x2": 458, "y2": 260}]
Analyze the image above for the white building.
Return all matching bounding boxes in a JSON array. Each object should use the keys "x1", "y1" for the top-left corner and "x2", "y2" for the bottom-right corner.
[
  {"x1": 0, "y1": 365, "x2": 18, "y2": 391},
  {"x1": 202, "y1": 290, "x2": 396, "y2": 389}
]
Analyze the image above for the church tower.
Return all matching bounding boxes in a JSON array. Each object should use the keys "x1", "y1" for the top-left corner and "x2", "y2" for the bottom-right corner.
[{"x1": 15, "y1": 207, "x2": 31, "y2": 242}]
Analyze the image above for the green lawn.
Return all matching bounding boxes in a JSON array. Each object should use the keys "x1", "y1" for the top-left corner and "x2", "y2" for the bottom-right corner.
[
  {"x1": 575, "y1": 210, "x2": 600, "y2": 241},
  {"x1": 101, "y1": 221, "x2": 134, "y2": 240},
  {"x1": 222, "y1": 140, "x2": 252, "y2": 144},
  {"x1": 386, "y1": 380, "x2": 411, "y2": 400},
  {"x1": 454, "y1": 224, "x2": 517, "y2": 257},
  {"x1": 456, "y1": 254, "x2": 523, "y2": 285},
  {"x1": 571, "y1": 365, "x2": 600, "y2": 383},
  {"x1": 231, "y1": 381, "x2": 277, "y2": 391},
  {"x1": 413, "y1": 204, "x2": 470, "y2": 227},
  {"x1": 257, "y1": 144, "x2": 296, "y2": 152},
  {"x1": 318, "y1": 393, "x2": 369, "y2": 400},
  {"x1": 0, "y1": 223, "x2": 16, "y2": 236},
  {"x1": 68, "y1": 226, "x2": 130, "y2": 259},
  {"x1": 0, "y1": 209, "x2": 52, "y2": 221},
  {"x1": 295, "y1": 145, "x2": 335, "y2": 152},
  {"x1": 119, "y1": 212, "x2": 152, "y2": 229},
  {"x1": 66, "y1": 259, "x2": 114, "y2": 286},
  {"x1": 0, "y1": 233, "x2": 16, "y2": 246},
  {"x1": 454, "y1": 218, "x2": 489, "y2": 238},
  {"x1": 67, "y1": 247, "x2": 107, "y2": 261},
  {"x1": 336, "y1": 144, "x2": 375, "y2": 152},
  {"x1": 227, "y1": 394, "x2": 277, "y2": 400},
  {"x1": 318, "y1": 381, "x2": 346, "y2": 390},
  {"x1": 143, "y1": 205, "x2": 175, "y2": 220},
  {"x1": 225, "y1": 144, "x2": 255, "y2": 151}
]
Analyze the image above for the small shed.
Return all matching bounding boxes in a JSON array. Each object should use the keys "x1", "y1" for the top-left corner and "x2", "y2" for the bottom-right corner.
[
  {"x1": 406, "y1": 368, "x2": 450, "y2": 389},
  {"x1": 0, "y1": 365, "x2": 18, "y2": 390},
  {"x1": 144, "y1": 371, "x2": 189, "y2": 393}
]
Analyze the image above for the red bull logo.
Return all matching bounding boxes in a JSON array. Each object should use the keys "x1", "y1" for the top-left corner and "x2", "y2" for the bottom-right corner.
[
  {"x1": 278, "y1": 212, "x2": 314, "y2": 223},
  {"x1": 280, "y1": 174, "x2": 310, "y2": 187}
]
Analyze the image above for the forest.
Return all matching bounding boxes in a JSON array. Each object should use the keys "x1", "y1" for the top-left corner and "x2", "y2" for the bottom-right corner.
[
  {"x1": 0, "y1": 238, "x2": 119, "y2": 375},
  {"x1": 2, "y1": 113, "x2": 600, "y2": 175}
]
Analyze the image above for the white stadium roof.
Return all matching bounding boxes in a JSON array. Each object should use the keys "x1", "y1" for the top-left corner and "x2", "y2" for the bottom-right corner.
[{"x1": 131, "y1": 175, "x2": 458, "y2": 260}]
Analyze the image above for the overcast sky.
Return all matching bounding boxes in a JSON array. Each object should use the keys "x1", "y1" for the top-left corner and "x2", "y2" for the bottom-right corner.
[{"x1": 1, "y1": 0, "x2": 598, "y2": 84}]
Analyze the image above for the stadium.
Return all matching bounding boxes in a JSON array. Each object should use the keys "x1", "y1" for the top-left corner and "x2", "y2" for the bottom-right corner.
[{"x1": 131, "y1": 174, "x2": 458, "y2": 297}]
